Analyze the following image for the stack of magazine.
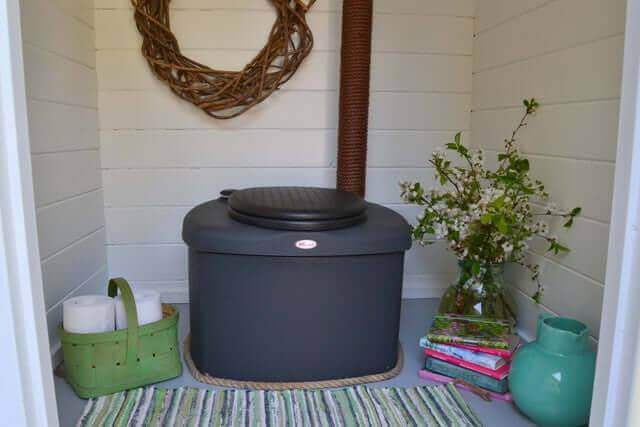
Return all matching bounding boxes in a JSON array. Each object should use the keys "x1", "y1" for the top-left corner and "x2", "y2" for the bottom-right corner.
[{"x1": 419, "y1": 314, "x2": 519, "y2": 398}]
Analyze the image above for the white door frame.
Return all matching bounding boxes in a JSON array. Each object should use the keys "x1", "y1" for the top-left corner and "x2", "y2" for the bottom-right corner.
[
  {"x1": 0, "y1": 0, "x2": 59, "y2": 425},
  {"x1": 0, "y1": 0, "x2": 640, "y2": 425},
  {"x1": 590, "y1": 0, "x2": 640, "y2": 425}
]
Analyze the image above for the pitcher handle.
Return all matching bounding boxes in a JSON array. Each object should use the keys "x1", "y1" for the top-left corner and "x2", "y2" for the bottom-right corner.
[{"x1": 537, "y1": 312, "x2": 554, "y2": 338}]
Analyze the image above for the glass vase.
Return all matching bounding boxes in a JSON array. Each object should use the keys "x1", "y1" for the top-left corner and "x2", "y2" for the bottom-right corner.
[{"x1": 437, "y1": 260, "x2": 516, "y2": 321}]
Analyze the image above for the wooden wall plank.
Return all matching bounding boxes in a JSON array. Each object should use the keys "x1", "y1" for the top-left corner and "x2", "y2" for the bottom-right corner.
[
  {"x1": 485, "y1": 151, "x2": 614, "y2": 223},
  {"x1": 100, "y1": 129, "x2": 467, "y2": 169},
  {"x1": 23, "y1": 45, "x2": 97, "y2": 108},
  {"x1": 53, "y1": 0, "x2": 94, "y2": 27},
  {"x1": 21, "y1": 0, "x2": 95, "y2": 68},
  {"x1": 103, "y1": 168, "x2": 335, "y2": 207},
  {"x1": 370, "y1": 93, "x2": 470, "y2": 130},
  {"x1": 95, "y1": 9, "x2": 472, "y2": 54},
  {"x1": 474, "y1": 0, "x2": 549, "y2": 34},
  {"x1": 102, "y1": 167, "x2": 432, "y2": 207},
  {"x1": 98, "y1": 90, "x2": 470, "y2": 130},
  {"x1": 98, "y1": 90, "x2": 338, "y2": 130},
  {"x1": 529, "y1": 217, "x2": 609, "y2": 283},
  {"x1": 107, "y1": 245, "x2": 187, "y2": 281},
  {"x1": 36, "y1": 190, "x2": 105, "y2": 259},
  {"x1": 474, "y1": 0, "x2": 625, "y2": 72},
  {"x1": 96, "y1": 50, "x2": 471, "y2": 93},
  {"x1": 473, "y1": 36, "x2": 624, "y2": 110},
  {"x1": 105, "y1": 207, "x2": 191, "y2": 244},
  {"x1": 31, "y1": 150, "x2": 102, "y2": 208},
  {"x1": 506, "y1": 253, "x2": 605, "y2": 338},
  {"x1": 95, "y1": 0, "x2": 475, "y2": 17},
  {"x1": 28, "y1": 100, "x2": 99, "y2": 154},
  {"x1": 100, "y1": 129, "x2": 336, "y2": 168},
  {"x1": 41, "y1": 229, "x2": 107, "y2": 309},
  {"x1": 472, "y1": 101, "x2": 619, "y2": 162},
  {"x1": 97, "y1": 50, "x2": 339, "y2": 91}
]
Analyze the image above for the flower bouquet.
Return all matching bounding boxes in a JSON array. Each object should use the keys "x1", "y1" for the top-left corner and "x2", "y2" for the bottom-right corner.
[{"x1": 401, "y1": 99, "x2": 581, "y2": 321}]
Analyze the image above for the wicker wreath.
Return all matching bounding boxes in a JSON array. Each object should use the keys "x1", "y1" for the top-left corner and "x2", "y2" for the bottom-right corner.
[{"x1": 132, "y1": 0, "x2": 316, "y2": 119}]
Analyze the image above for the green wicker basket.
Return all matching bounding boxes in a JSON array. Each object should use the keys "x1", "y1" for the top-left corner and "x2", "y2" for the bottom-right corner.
[{"x1": 59, "y1": 278, "x2": 182, "y2": 398}]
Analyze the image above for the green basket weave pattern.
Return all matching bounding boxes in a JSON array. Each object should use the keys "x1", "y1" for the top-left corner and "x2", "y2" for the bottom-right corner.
[{"x1": 59, "y1": 278, "x2": 182, "y2": 398}]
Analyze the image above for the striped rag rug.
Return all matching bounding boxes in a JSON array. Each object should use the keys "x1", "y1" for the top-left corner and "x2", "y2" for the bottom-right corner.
[{"x1": 77, "y1": 384, "x2": 483, "y2": 426}]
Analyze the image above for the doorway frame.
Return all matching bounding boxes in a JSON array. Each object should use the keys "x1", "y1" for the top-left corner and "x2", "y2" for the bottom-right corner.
[
  {"x1": 589, "y1": 0, "x2": 640, "y2": 425},
  {"x1": 0, "y1": 0, "x2": 59, "y2": 425},
  {"x1": 1, "y1": 0, "x2": 640, "y2": 425}
]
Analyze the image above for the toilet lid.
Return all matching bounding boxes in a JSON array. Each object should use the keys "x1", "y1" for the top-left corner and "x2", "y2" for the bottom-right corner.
[{"x1": 227, "y1": 187, "x2": 367, "y2": 231}]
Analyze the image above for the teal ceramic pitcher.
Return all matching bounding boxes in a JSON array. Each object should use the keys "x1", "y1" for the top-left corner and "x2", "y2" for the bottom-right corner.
[{"x1": 509, "y1": 313, "x2": 595, "y2": 427}]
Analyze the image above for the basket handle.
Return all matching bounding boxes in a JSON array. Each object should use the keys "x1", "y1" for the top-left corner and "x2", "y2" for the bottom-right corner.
[{"x1": 108, "y1": 278, "x2": 139, "y2": 366}]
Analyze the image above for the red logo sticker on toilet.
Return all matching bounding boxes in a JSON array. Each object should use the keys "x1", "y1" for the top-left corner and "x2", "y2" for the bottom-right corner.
[{"x1": 295, "y1": 239, "x2": 317, "y2": 250}]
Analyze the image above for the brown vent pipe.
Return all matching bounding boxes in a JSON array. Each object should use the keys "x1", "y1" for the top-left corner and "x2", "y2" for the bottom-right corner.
[{"x1": 336, "y1": 0, "x2": 373, "y2": 197}]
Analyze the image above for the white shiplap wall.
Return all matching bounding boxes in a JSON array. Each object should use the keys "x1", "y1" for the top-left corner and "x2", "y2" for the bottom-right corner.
[
  {"x1": 472, "y1": 0, "x2": 626, "y2": 341},
  {"x1": 95, "y1": 0, "x2": 475, "y2": 300},
  {"x1": 21, "y1": 0, "x2": 107, "y2": 356}
]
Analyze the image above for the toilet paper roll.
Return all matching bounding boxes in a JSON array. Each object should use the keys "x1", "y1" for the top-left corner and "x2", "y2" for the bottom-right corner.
[
  {"x1": 63, "y1": 295, "x2": 115, "y2": 334},
  {"x1": 115, "y1": 290, "x2": 162, "y2": 329}
]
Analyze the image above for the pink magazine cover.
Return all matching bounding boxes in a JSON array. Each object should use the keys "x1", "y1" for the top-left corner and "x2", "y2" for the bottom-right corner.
[
  {"x1": 418, "y1": 369, "x2": 513, "y2": 402},
  {"x1": 424, "y1": 348, "x2": 510, "y2": 380},
  {"x1": 448, "y1": 338, "x2": 520, "y2": 359}
]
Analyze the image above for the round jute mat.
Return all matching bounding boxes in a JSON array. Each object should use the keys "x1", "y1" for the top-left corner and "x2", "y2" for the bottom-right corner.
[{"x1": 183, "y1": 334, "x2": 403, "y2": 390}]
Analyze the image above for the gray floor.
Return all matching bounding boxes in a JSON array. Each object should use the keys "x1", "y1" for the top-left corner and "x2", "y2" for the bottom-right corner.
[{"x1": 54, "y1": 299, "x2": 535, "y2": 426}]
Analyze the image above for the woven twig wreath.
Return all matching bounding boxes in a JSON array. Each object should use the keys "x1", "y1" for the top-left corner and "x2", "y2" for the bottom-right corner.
[{"x1": 132, "y1": 0, "x2": 316, "y2": 119}]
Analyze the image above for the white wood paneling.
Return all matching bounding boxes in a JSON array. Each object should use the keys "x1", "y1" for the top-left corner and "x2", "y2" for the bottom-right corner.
[
  {"x1": 36, "y1": 190, "x2": 105, "y2": 259},
  {"x1": 103, "y1": 167, "x2": 434, "y2": 206},
  {"x1": 21, "y1": 0, "x2": 105, "y2": 358},
  {"x1": 22, "y1": 45, "x2": 97, "y2": 108},
  {"x1": 404, "y1": 242, "x2": 458, "y2": 276},
  {"x1": 473, "y1": 36, "x2": 624, "y2": 110},
  {"x1": 369, "y1": 131, "x2": 470, "y2": 167},
  {"x1": 97, "y1": 49, "x2": 471, "y2": 93},
  {"x1": 529, "y1": 217, "x2": 610, "y2": 284},
  {"x1": 485, "y1": 150, "x2": 615, "y2": 223},
  {"x1": 473, "y1": 0, "x2": 625, "y2": 343},
  {"x1": 41, "y1": 229, "x2": 107, "y2": 309},
  {"x1": 99, "y1": 90, "x2": 337, "y2": 130},
  {"x1": 103, "y1": 168, "x2": 335, "y2": 207},
  {"x1": 95, "y1": 0, "x2": 341, "y2": 11},
  {"x1": 95, "y1": 9, "x2": 472, "y2": 54},
  {"x1": 507, "y1": 253, "x2": 605, "y2": 338},
  {"x1": 21, "y1": 0, "x2": 95, "y2": 67},
  {"x1": 31, "y1": 150, "x2": 102, "y2": 208},
  {"x1": 99, "y1": 90, "x2": 471, "y2": 131},
  {"x1": 474, "y1": 0, "x2": 549, "y2": 34},
  {"x1": 27, "y1": 100, "x2": 99, "y2": 154},
  {"x1": 95, "y1": 0, "x2": 475, "y2": 17},
  {"x1": 474, "y1": 0, "x2": 625, "y2": 72},
  {"x1": 97, "y1": 50, "x2": 339, "y2": 91},
  {"x1": 107, "y1": 244, "x2": 187, "y2": 281},
  {"x1": 100, "y1": 129, "x2": 467, "y2": 169},
  {"x1": 105, "y1": 207, "x2": 191, "y2": 244},
  {"x1": 54, "y1": 0, "x2": 94, "y2": 27},
  {"x1": 101, "y1": 129, "x2": 336, "y2": 168},
  {"x1": 472, "y1": 101, "x2": 619, "y2": 162},
  {"x1": 372, "y1": 54, "x2": 472, "y2": 93},
  {"x1": 370, "y1": 93, "x2": 470, "y2": 130},
  {"x1": 373, "y1": 15, "x2": 472, "y2": 54}
]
